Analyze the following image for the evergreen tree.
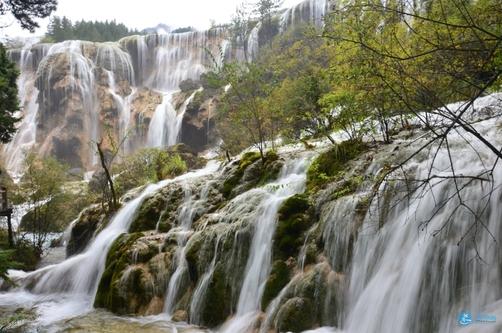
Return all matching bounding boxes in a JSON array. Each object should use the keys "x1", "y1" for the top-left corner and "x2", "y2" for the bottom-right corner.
[
  {"x1": 0, "y1": 0, "x2": 57, "y2": 32},
  {"x1": 0, "y1": 44, "x2": 19, "y2": 144},
  {"x1": 44, "y1": 16, "x2": 141, "y2": 43},
  {"x1": 253, "y1": 0, "x2": 282, "y2": 45}
]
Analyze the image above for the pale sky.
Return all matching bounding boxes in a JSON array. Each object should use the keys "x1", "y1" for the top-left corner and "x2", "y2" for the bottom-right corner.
[{"x1": 1, "y1": 0, "x2": 303, "y2": 39}]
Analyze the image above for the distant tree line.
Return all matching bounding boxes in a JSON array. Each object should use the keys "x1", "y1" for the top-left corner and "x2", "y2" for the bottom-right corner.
[{"x1": 44, "y1": 16, "x2": 142, "y2": 43}]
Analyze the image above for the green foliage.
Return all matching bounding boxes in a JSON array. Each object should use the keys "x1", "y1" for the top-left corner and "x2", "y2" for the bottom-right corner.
[
  {"x1": 0, "y1": 0, "x2": 56, "y2": 32},
  {"x1": 0, "y1": 229, "x2": 40, "y2": 280},
  {"x1": 216, "y1": 62, "x2": 276, "y2": 157},
  {"x1": 307, "y1": 140, "x2": 367, "y2": 191},
  {"x1": 0, "y1": 44, "x2": 20, "y2": 144},
  {"x1": 0, "y1": 250, "x2": 20, "y2": 283},
  {"x1": 160, "y1": 154, "x2": 188, "y2": 179},
  {"x1": 45, "y1": 16, "x2": 142, "y2": 43},
  {"x1": 15, "y1": 153, "x2": 70, "y2": 253},
  {"x1": 322, "y1": 0, "x2": 502, "y2": 142},
  {"x1": 112, "y1": 148, "x2": 188, "y2": 196}
]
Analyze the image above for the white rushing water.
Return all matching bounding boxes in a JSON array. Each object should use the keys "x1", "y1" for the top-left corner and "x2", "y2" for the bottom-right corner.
[
  {"x1": 164, "y1": 175, "x2": 215, "y2": 315},
  {"x1": 220, "y1": 157, "x2": 312, "y2": 333},
  {"x1": 3, "y1": 44, "x2": 41, "y2": 179},
  {"x1": 147, "y1": 89, "x2": 200, "y2": 148},
  {"x1": 2, "y1": 0, "x2": 328, "y2": 177},
  {"x1": 308, "y1": 95, "x2": 502, "y2": 333},
  {"x1": 2, "y1": 161, "x2": 220, "y2": 328}
]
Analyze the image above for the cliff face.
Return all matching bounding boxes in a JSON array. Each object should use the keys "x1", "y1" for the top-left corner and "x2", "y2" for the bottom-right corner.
[
  {"x1": 32, "y1": 46, "x2": 162, "y2": 169},
  {"x1": 2, "y1": 32, "x2": 230, "y2": 174},
  {"x1": 2, "y1": 0, "x2": 331, "y2": 177}
]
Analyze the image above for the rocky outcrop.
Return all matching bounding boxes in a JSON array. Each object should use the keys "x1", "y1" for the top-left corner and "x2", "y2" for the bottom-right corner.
[
  {"x1": 85, "y1": 142, "x2": 342, "y2": 331},
  {"x1": 32, "y1": 44, "x2": 164, "y2": 170},
  {"x1": 67, "y1": 204, "x2": 109, "y2": 257}
]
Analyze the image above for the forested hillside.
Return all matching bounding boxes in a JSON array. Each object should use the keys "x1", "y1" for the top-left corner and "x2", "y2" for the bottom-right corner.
[{"x1": 44, "y1": 16, "x2": 142, "y2": 42}]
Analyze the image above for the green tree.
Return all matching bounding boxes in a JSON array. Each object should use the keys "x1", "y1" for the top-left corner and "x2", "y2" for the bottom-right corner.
[
  {"x1": 217, "y1": 62, "x2": 275, "y2": 161},
  {"x1": 44, "y1": 16, "x2": 142, "y2": 43},
  {"x1": 253, "y1": 0, "x2": 283, "y2": 45},
  {"x1": 0, "y1": 43, "x2": 19, "y2": 144},
  {"x1": 0, "y1": 0, "x2": 57, "y2": 32},
  {"x1": 16, "y1": 153, "x2": 68, "y2": 255}
]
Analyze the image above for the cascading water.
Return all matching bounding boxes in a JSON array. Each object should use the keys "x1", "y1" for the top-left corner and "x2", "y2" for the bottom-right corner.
[
  {"x1": 164, "y1": 179, "x2": 214, "y2": 315},
  {"x1": 2, "y1": 161, "x2": 219, "y2": 328},
  {"x1": 220, "y1": 156, "x2": 312, "y2": 332},
  {"x1": 189, "y1": 233, "x2": 223, "y2": 324},
  {"x1": 2, "y1": 0, "x2": 328, "y2": 176},
  {"x1": 280, "y1": 0, "x2": 328, "y2": 31},
  {"x1": 307, "y1": 95, "x2": 502, "y2": 333},
  {"x1": 3, "y1": 30, "x2": 229, "y2": 175},
  {"x1": 3, "y1": 43, "x2": 41, "y2": 178},
  {"x1": 147, "y1": 89, "x2": 200, "y2": 148}
]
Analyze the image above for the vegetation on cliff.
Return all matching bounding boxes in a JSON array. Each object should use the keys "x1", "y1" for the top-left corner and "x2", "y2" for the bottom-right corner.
[
  {"x1": 44, "y1": 16, "x2": 142, "y2": 43},
  {"x1": 0, "y1": 43, "x2": 20, "y2": 144}
]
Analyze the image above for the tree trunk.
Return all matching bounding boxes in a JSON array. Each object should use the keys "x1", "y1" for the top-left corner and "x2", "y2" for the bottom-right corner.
[
  {"x1": 6, "y1": 212, "x2": 13, "y2": 248},
  {"x1": 97, "y1": 140, "x2": 118, "y2": 211}
]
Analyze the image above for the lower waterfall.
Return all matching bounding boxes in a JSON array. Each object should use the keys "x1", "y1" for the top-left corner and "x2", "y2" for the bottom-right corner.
[
  {"x1": 0, "y1": 161, "x2": 220, "y2": 330},
  {"x1": 220, "y1": 157, "x2": 311, "y2": 332},
  {"x1": 2, "y1": 96, "x2": 502, "y2": 333}
]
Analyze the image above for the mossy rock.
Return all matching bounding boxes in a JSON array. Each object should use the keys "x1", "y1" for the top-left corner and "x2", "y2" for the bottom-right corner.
[
  {"x1": 199, "y1": 262, "x2": 232, "y2": 327},
  {"x1": 307, "y1": 140, "x2": 367, "y2": 191},
  {"x1": 273, "y1": 194, "x2": 312, "y2": 260},
  {"x1": 261, "y1": 260, "x2": 290, "y2": 309},
  {"x1": 129, "y1": 185, "x2": 184, "y2": 233},
  {"x1": 184, "y1": 231, "x2": 206, "y2": 282},
  {"x1": 94, "y1": 232, "x2": 144, "y2": 314},
  {"x1": 221, "y1": 151, "x2": 261, "y2": 198},
  {"x1": 67, "y1": 205, "x2": 107, "y2": 257},
  {"x1": 222, "y1": 151, "x2": 283, "y2": 198},
  {"x1": 276, "y1": 297, "x2": 316, "y2": 332}
]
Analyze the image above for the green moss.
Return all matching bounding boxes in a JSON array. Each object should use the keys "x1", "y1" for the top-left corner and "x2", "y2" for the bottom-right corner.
[
  {"x1": 184, "y1": 232, "x2": 205, "y2": 282},
  {"x1": 262, "y1": 260, "x2": 290, "y2": 309},
  {"x1": 273, "y1": 194, "x2": 312, "y2": 260},
  {"x1": 129, "y1": 195, "x2": 164, "y2": 233},
  {"x1": 331, "y1": 175, "x2": 364, "y2": 201},
  {"x1": 276, "y1": 297, "x2": 316, "y2": 333},
  {"x1": 239, "y1": 151, "x2": 262, "y2": 169},
  {"x1": 307, "y1": 140, "x2": 367, "y2": 191},
  {"x1": 222, "y1": 151, "x2": 280, "y2": 198},
  {"x1": 279, "y1": 193, "x2": 310, "y2": 217},
  {"x1": 200, "y1": 262, "x2": 232, "y2": 327},
  {"x1": 94, "y1": 232, "x2": 144, "y2": 313}
]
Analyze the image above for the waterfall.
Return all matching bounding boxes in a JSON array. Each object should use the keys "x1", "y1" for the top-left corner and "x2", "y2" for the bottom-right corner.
[
  {"x1": 3, "y1": 30, "x2": 228, "y2": 175},
  {"x1": 315, "y1": 97, "x2": 502, "y2": 333},
  {"x1": 164, "y1": 179, "x2": 213, "y2": 315},
  {"x1": 246, "y1": 23, "x2": 261, "y2": 62},
  {"x1": 280, "y1": 0, "x2": 328, "y2": 31},
  {"x1": 3, "y1": 44, "x2": 40, "y2": 179},
  {"x1": 189, "y1": 233, "x2": 223, "y2": 324},
  {"x1": 220, "y1": 157, "x2": 311, "y2": 332},
  {"x1": 2, "y1": 0, "x2": 327, "y2": 176},
  {"x1": 106, "y1": 70, "x2": 137, "y2": 153},
  {"x1": 5, "y1": 161, "x2": 220, "y2": 325},
  {"x1": 147, "y1": 89, "x2": 200, "y2": 148}
]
